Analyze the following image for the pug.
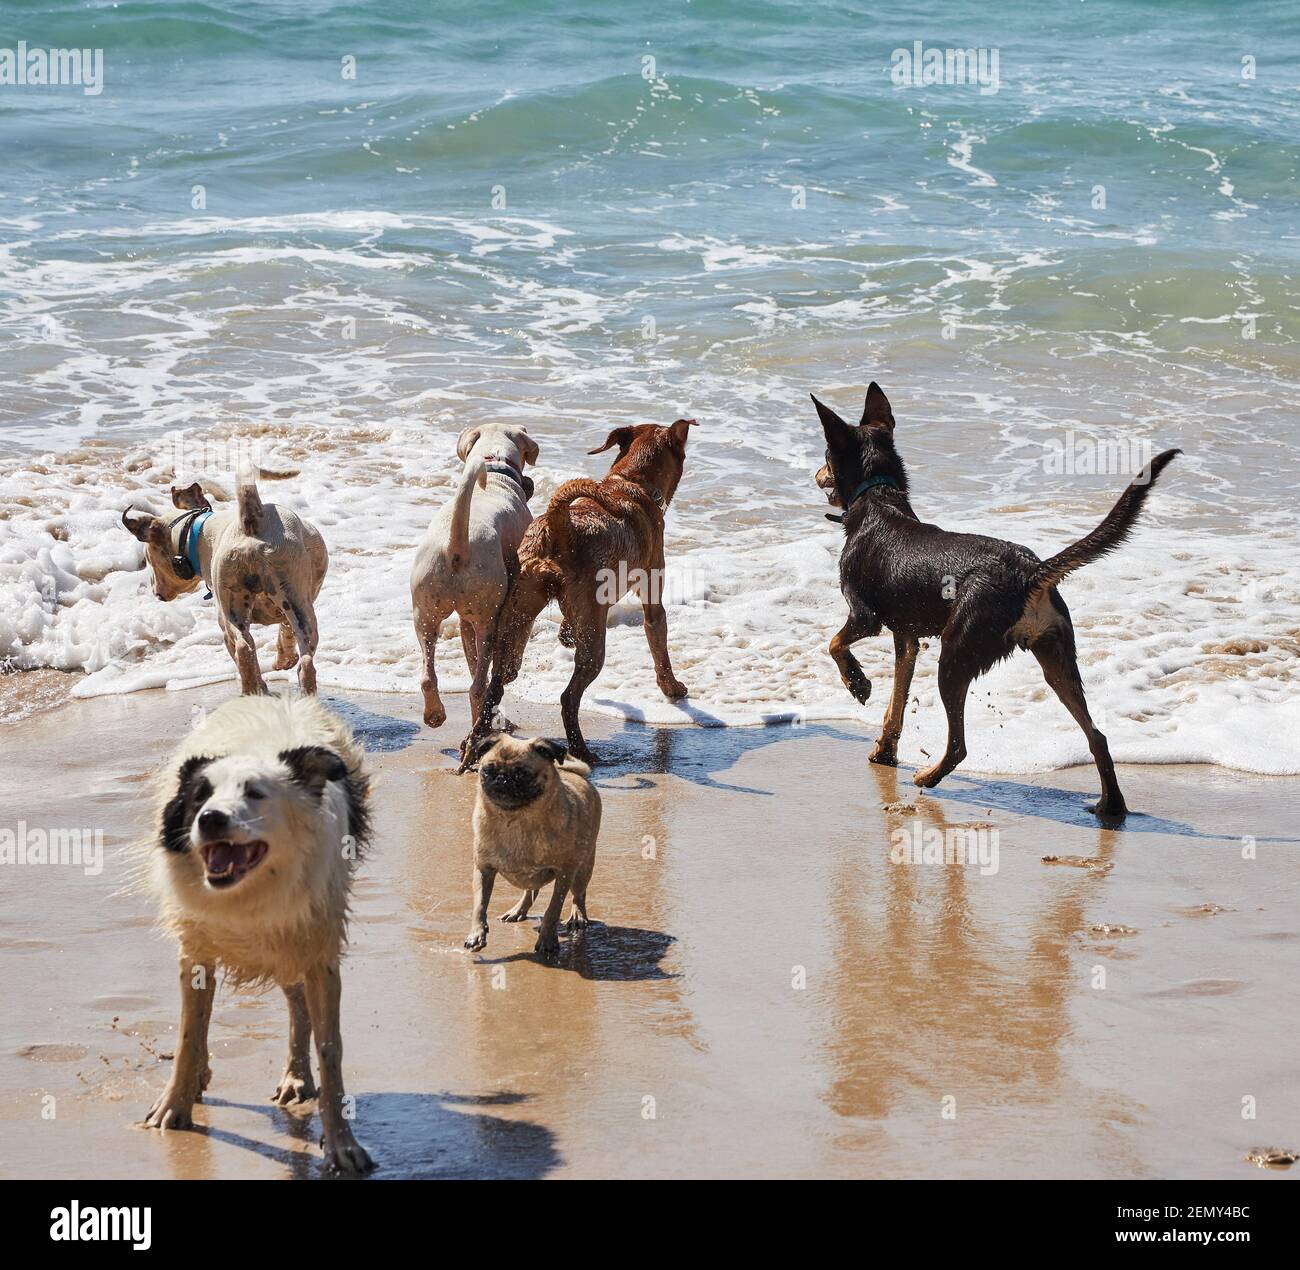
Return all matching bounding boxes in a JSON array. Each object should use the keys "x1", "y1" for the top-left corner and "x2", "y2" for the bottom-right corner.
[{"x1": 462, "y1": 733, "x2": 600, "y2": 959}]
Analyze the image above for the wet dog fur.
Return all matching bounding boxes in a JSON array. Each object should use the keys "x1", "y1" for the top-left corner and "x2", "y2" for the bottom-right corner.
[
  {"x1": 121, "y1": 476, "x2": 328, "y2": 695},
  {"x1": 462, "y1": 733, "x2": 601, "y2": 959},
  {"x1": 410, "y1": 423, "x2": 538, "y2": 730},
  {"x1": 143, "y1": 693, "x2": 374, "y2": 1175},
  {"x1": 461, "y1": 418, "x2": 695, "y2": 767},
  {"x1": 814, "y1": 383, "x2": 1179, "y2": 819}
]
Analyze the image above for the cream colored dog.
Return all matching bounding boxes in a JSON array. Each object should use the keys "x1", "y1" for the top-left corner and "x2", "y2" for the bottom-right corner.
[
  {"x1": 122, "y1": 475, "x2": 328, "y2": 695},
  {"x1": 144, "y1": 693, "x2": 373, "y2": 1175},
  {"x1": 463, "y1": 733, "x2": 600, "y2": 959},
  {"x1": 411, "y1": 424, "x2": 538, "y2": 729}
]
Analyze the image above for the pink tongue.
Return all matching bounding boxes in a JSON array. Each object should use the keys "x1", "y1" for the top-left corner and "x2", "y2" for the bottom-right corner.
[{"x1": 206, "y1": 842, "x2": 244, "y2": 873}]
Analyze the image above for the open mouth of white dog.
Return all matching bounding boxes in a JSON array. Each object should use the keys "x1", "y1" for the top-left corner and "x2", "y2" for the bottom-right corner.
[{"x1": 199, "y1": 839, "x2": 268, "y2": 888}]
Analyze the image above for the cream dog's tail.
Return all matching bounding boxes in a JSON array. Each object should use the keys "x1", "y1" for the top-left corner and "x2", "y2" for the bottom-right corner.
[
  {"x1": 236, "y1": 466, "x2": 264, "y2": 536},
  {"x1": 449, "y1": 457, "x2": 488, "y2": 573}
]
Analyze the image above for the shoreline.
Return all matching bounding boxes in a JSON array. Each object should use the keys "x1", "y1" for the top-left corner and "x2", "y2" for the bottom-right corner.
[{"x1": 1, "y1": 680, "x2": 1297, "y2": 1179}]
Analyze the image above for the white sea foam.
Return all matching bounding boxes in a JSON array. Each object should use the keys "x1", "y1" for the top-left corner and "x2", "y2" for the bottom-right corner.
[{"x1": 2, "y1": 417, "x2": 1298, "y2": 777}]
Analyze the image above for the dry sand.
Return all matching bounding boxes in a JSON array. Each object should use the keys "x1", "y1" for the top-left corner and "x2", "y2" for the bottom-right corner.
[{"x1": 1, "y1": 679, "x2": 1297, "y2": 1179}]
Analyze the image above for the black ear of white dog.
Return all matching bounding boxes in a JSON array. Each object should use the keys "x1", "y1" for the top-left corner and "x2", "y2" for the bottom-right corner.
[
  {"x1": 160, "y1": 755, "x2": 215, "y2": 854},
  {"x1": 280, "y1": 745, "x2": 347, "y2": 793},
  {"x1": 529, "y1": 738, "x2": 568, "y2": 765},
  {"x1": 278, "y1": 746, "x2": 371, "y2": 851}
]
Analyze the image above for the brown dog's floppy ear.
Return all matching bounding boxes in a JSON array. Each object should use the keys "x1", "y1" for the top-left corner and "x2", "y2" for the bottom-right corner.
[
  {"x1": 279, "y1": 746, "x2": 348, "y2": 796},
  {"x1": 121, "y1": 506, "x2": 163, "y2": 545},
  {"x1": 529, "y1": 737, "x2": 568, "y2": 765},
  {"x1": 588, "y1": 426, "x2": 636, "y2": 458},
  {"x1": 860, "y1": 382, "x2": 894, "y2": 431},
  {"x1": 170, "y1": 482, "x2": 212, "y2": 512},
  {"x1": 465, "y1": 731, "x2": 503, "y2": 769},
  {"x1": 517, "y1": 429, "x2": 540, "y2": 467},
  {"x1": 669, "y1": 417, "x2": 696, "y2": 446},
  {"x1": 456, "y1": 427, "x2": 482, "y2": 461}
]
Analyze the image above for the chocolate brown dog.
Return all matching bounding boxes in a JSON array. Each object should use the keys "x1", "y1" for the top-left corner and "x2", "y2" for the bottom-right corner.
[
  {"x1": 815, "y1": 383, "x2": 1178, "y2": 819},
  {"x1": 462, "y1": 419, "x2": 695, "y2": 766}
]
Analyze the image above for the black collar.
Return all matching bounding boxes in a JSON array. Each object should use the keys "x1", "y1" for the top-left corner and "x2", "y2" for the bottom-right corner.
[
  {"x1": 484, "y1": 461, "x2": 525, "y2": 489},
  {"x1": 824, "y1": 473, "x2": 901, "y2": 523}
]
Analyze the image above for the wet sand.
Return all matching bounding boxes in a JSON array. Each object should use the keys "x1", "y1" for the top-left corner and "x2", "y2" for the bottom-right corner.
[{"x1": 1, "y1": 681, "x2": 1297, "y2": 1180}]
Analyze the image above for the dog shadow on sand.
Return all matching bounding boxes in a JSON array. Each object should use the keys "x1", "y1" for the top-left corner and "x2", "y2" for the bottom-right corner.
[
  {"x1": 335, "y1": 692, "x2": 1293, "y2": 842},
  {"x1": 470, "y1": 922, "x2": 677, "y2": 982},
  {"x1": 196, "y1": 1089, "x2": 560, "y2": 1179},
  {"x1": 587, "y1": 704, "x2": 865, "y2": 796},
  {"x1": 583, "y1": 704, "x2": 1300, "y2": 843}
]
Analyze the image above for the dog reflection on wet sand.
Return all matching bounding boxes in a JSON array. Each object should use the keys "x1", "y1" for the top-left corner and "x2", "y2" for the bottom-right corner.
[{"x1": 463, "y1": 733, "x2": 601, "y2": 960}]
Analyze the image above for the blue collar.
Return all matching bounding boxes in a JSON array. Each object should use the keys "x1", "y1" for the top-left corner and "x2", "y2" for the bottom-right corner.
[
  {"x1": 825, "y1": 474, "x2": 901, "y2": 523},
  {"x1": 848, "y1": 474, "x2": 900, "y2": 502},
  {"x1": 183, "y1": 510, "x2": 211, "y2": 577},
  {"x1": 169, "y1": 509, "x2": 213, "y2": 597}
]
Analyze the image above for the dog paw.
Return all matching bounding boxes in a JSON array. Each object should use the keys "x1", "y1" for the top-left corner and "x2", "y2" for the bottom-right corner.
[
  {"x1": 659, "y1": 678, "x2": 688, "y2": 700},
  {"x1": 500, "y1": 904, "x2": 529, "y2": 923},
  {"x1": 423, "y1": 701, "x2": 447, "y2": 729},
  {"x1": 321, "y1": 1129, "x2": 374, "y2": 1177},
  {"x1": 534, "y1": 932, "x2": 561, "y2": 959},
  {"x1": 464, "y1": 929, "x2": 488, "y2": 951},
  {"x1": 272, "y1": 652, "x2": 299, "y2": 671},
  {"x1": 569, "y1": 742, "x2": 598, "y2": 766},
  {"x1": 144, "y1": 1087, "x2": 196, "y2": 1131},
  {"x1": 566, "y1": 912, "x2": 589, "y2": 932},
  {"x1": 272, "y1": 1072, "x2": 317, "y2": 1106},
  {"x1": 869, "y1": 743, "x2": 897, "y2": 766},
  {"x1": 913, "y1": 766, "x2": 943, "y2": 789},
  {"x1": 1087, "y1": 799, "x2": 1129, "y2": 820},
  {"x1": 844, "y1": 673, "x2": 872, "y2": 704}
]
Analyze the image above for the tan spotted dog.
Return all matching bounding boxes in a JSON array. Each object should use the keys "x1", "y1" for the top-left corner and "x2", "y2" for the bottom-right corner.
[{"x1": 122, "y1": 473, "x2": 328, "y2": 694}]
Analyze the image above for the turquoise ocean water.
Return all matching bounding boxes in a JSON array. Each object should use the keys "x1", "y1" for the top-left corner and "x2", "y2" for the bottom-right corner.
[{"x1": 1, "y1": 1, "x2": 1298, "y2": 771}]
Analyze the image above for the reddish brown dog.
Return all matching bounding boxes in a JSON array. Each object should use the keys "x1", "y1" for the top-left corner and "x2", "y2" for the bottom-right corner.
[{"x1": 461, "y1": 419, "x2": 695, "y2": 767}]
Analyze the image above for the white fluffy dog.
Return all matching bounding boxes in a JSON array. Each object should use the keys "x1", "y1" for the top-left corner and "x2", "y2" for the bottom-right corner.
[
  {"x1": 122, "y1": 475, "x2": 328, "y2": 695},
  {"x1": 410, "y1": 424, "x2": 538, "y2": 729},
  {"x1": 144, "y1": 693, "x2": 374, "y2": 1175}
]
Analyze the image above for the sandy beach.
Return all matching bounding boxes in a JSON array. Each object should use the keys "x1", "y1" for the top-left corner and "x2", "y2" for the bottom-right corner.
[{"x1": 2, "y1": 679, "x2": 1296, "y2": 1180}]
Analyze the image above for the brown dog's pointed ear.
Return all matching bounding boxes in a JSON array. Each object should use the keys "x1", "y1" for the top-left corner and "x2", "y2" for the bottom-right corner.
[
  {"x1": 121, "y1": 507, "x2": 163, "y2": 545},
  {"x1": 529, "y1": 737, "x2": 568, "y2": 765},
  {"x1": 669, "y1": 417, "x2": 696, "y2": 446},
  {"x1": 588, "y1": 426, "x2": 636, "y2": 458},
  {"x1": 811, "y1": 393, "x2": 853, "y2": 442},
  {"x1": 456, "y1": 427, "x2": 482, "y2": 461},
  {"x1": 170, "y1": 482, "x2": 211, "y2": 512},
  {"x1": 861, "y1": 382, "x2": 894, "y2": 430}
]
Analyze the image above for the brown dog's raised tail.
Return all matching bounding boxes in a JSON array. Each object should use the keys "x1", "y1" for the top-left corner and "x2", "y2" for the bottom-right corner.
[
  {"x1": 1030, "y1": 447, "x2": 1180, "y2": 593},
  {"x1": 545, "y1": 477, "x2": 621, "y2": 560}
]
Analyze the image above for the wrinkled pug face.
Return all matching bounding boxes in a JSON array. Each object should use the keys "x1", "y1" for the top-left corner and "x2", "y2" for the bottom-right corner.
[
  {"x1": 160, "y1": 746, "x2": 347, "y2": 893},
  {"x1": 471, "y1": 734, "x2": 570, "y2": 812}
]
